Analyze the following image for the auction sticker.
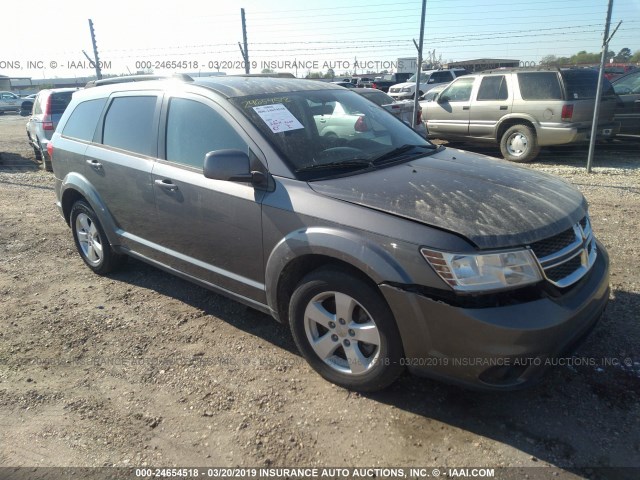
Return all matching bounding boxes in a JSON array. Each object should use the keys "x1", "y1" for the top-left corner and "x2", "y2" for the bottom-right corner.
[{"x1": 253, "y1": 104, "x2": 304, "y2": 133}]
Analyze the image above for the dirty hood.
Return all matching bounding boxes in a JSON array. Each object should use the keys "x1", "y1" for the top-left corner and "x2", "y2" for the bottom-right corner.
[{"x1": 309, "y1": 149, "x2": 587, "y2": 249}]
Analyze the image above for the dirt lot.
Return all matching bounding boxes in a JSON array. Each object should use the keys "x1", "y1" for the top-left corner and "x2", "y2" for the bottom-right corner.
[{"x1": 1, "y1": 112, "x2": 639, "y2": 478}]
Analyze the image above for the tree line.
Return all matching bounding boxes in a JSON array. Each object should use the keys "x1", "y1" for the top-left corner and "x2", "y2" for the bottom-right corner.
[{"x1": 541, "y1": 48, "x2": 640, "y2": 66}]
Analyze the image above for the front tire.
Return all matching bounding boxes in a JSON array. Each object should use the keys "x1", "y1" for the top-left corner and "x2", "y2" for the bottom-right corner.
[
  {"x1": 289, "y1": 268, "x2": 404, "y2": 392},
  {"x1": 70, "y1": 200, "x2": 125, "y2": 274},
  {"x1": 499, "y1": 124, "x2": 540, "y2": 162}
]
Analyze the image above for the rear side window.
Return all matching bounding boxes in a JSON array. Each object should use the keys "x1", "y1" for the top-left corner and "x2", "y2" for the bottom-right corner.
[
  {"x1": 62, "y1": 98, "x2": 107, "y2": 141},
  {"x1": 102, "y1": 96, "x2": 157, "y2": 156},
  {"x1": 562, "y1": 69, "x2": 614, "y2": 99},
  {"x1": 517, "y1": 72, "x2": 562, "y2": 100},
  {"x1": 166, "y1": 98, "x2": 247, "y2": 169},
  {"x1": 51, "y1": 92, "x2": 73, "y2": 114},
  {"x1": 429, "y1": 71, "x2": 453, "y2": 84},
  {"x1": 477, "y1": 75, "x2": 509, "y2": 101}
]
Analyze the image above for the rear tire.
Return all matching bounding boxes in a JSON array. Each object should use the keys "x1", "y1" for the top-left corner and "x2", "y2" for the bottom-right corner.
[
  {"x1": 289, "y1": 267, "x2": 404, "y2": 392},
  {"x1": 499, "y1": 124, "x2": 540, "y2": 162},
  {"x1": 70, "y1": 200, "x2": 125, "y2": 274}
]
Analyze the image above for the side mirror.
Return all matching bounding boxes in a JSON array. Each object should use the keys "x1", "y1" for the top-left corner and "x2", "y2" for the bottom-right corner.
[
  {"x1": 203, "y1": 149, "x2": 265, "y2": 185},
  {"x1": 438, "y1": 94, "x2": 450, "y2": 103}
]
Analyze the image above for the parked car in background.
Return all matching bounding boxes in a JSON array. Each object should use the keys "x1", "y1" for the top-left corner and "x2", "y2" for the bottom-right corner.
[
  {"x1": 26, "y1": 88, "x2": 77, "y2": 170},
  {"x1": 355, "y1": 77, "x2": 374, "y2": 88},
  {"x1": 331, "y1": 81, "x2": 356, "y2": 88},
  {"x1": 354, "y1": 88, "x2": 426, "y2": 136},
  {"x1": 371, "y1": 73, "x2": 413, "y2": 93},
  {"x1": 612, "y1": 69, "x2": 640, "y2": 135},
  {"x1": 0, "y1": 91, "x2": 24, "y2": 113},
  {"x1": 51, "y1": 75, "x2": 609, "y2": 392},
  {"x1": 388, "y1": 69, "x2": 469, "y2": 100},
  {"x1": 604, "y1": 64, "x2": 637, "y2": 81},
  {"x1": 419, "y1": 83, "x2": 447, "y2": 102},
  {"x1": 20, "y1": 94, "x2": 38, "y2": 115},
  {"x1": 421, "y1": 68, "x2": 619, "y2": 162}
]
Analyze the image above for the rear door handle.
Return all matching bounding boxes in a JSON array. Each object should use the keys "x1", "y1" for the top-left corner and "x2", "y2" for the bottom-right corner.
[
  {"x1": 86, "y1": 159, "x2": 102, "y2": 168},
  {"x1": 462, "y1": 106, "x2": 470, "y2": 110},
  {"x1": 154, "y1": 179, "x2": 179, "y2": 191},
  {"x1": 499, "y1": 106, "x2": 508, "y2": 110}
]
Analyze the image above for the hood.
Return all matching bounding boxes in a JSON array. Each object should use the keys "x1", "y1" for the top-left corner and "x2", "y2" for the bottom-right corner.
[
  {"x1": 309, "y1": 149, "x2": 587, "y2": 249},
  {"x1": 391, "y1": 82, "x2": 415, "y2": 89}
]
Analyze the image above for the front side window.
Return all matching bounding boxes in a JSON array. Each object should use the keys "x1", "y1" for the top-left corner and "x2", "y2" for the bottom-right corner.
[
  {"x1": 166, "y1": 98, "x2": 247, "y2": 169},
  {"x1": 102, "y1": 96, "x2": 157, "y2": 156},
  {"x1": 613, "y1": 71, "x2": 640, "y2": 95},
  {"x1": 62, "y1": 98, "x2": 107, "y2": 142},
  {"x1": 440, "y1": 77, "x2": 475, "y2": 102}
]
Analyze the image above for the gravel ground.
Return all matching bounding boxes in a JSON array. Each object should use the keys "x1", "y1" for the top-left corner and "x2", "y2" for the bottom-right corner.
[{"x1": 1, "y1": 112, "x2": 639, "y2": 478}]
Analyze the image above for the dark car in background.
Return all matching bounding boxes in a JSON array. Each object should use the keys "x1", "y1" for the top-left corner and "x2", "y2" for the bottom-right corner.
[
  {"x1": 26, "y1": 88, "x2": 77, "y2": 170},
  {"x1": 612, "y1": 69, "x2": 640, "y2": 135}
]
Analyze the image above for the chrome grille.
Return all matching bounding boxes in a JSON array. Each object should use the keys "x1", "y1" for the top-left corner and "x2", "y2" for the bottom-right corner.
[{"x1": 529, "y1": 215, "x2": 597, "y2": 288}]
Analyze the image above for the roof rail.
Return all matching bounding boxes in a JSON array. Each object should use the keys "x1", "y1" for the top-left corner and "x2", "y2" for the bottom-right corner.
[{"x1": 85, "y1": 73, "x2": 194, "y2": 88}]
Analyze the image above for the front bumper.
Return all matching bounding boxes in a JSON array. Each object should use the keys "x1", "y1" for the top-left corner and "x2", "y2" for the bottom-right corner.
[
  {"x1": 380, "y1": 241, "x2": 610, "y2": 390},
  {"x1": 389, "y1": 93, "x2": 413, "y2": 100}
]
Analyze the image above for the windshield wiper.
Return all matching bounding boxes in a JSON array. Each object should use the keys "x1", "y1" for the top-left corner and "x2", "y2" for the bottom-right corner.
[
  {"x1": 295, "y1": 160, "x2": 372, "y2": 173},
  {"x1": 370, "y1": 144, "x2": 436, "y2": 165}
]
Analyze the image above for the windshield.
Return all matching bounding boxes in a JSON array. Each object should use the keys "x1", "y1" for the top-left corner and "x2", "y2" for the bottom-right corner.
[
  {"x1": 231, "y1": 89, "x2": 435, "y2": 179},
  {"x1": 406, "y1": 72, "x2": 428, "y2": 83}
]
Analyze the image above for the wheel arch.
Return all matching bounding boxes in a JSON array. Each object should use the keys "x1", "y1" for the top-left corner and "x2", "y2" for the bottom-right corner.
[
  {"x1": 265, "y1": 227, "x2": 412, "y2": 324},
  {"x1": 60, "y1": 172, "x2": 120, "y2": 246},
  {"x1": 496, "y1": 116, "x2": 538, "y2": 143}
]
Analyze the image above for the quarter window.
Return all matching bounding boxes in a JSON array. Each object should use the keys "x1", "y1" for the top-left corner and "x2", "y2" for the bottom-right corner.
[
  {"x1": 62, "y1": 98, "x2": 107, "y2": 141},
  {"x1": 166, "y1": 98, "x2": 247, "y2": 169},
  {"x1": 102, "y1": 96, "x2": 158, "y2": 156}
]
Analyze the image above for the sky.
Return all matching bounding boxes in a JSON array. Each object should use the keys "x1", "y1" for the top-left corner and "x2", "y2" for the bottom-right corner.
[{"x1": 1, "y1": 0, "x2": 639, "y2": 80}]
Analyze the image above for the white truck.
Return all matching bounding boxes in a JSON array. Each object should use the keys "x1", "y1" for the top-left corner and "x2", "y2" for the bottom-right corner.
[{"x1": 388, "y1": 68, "x2": 469, "y2": 101}]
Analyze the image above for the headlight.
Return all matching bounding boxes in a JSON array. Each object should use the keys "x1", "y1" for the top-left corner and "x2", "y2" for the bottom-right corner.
[
  {"x1": 421, "y1": 248, "x2": 542, "y2": 292},
  {"x1": 401, "y1": 86, "x2": 412, "y2": 92}
]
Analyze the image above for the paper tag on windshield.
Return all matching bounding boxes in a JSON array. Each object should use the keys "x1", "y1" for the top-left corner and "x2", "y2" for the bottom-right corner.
[{"x1": 253, "y1": 104, "x2": 304, "y2": 133}]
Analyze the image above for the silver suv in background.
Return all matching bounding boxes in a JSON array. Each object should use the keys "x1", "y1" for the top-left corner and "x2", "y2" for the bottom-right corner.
[
  {"x1": 421, "y1": 68, "x2": 619, "y2": 162},
  {"x1": 388, "y1": 69, "x2": 469, "y2": 100},
  {"x1": 26, "y1": 88, "x2": 76, "y2": 170}
]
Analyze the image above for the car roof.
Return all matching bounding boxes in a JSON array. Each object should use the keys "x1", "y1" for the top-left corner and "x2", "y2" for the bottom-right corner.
[{"x1": 68, "y1": 76, "x2": 346, "y2": 104}]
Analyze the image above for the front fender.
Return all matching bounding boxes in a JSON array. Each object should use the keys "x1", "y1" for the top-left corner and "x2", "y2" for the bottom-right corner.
[
  {"x1": 59, "y1": 172, "x2": 120, "y2": 246},
  {"x1": 264, "y1": 226, "x2": 413, "y2": 315}
]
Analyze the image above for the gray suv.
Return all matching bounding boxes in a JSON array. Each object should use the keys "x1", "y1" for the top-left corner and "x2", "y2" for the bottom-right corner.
[
  {"x1": 51, "y1": 76, "x2": 609, "y2": 392},
  {"x1": 421, "y1": 68, "x2": 620, "y2": 162}
]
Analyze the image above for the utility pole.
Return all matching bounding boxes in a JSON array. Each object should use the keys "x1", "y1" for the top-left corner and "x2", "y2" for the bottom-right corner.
[
  {"x1": 238, "y1": 9, "x2": 250, "y2": 74},
  {"x1": 412, "y1": 0, "x2": 427, "y2": 128},
  {"x1": 87, "y1": 19, "x2": 102, "y2": 80},
  {"x1": 586, "y1": 0, "x2": 618, "y2": 173}
]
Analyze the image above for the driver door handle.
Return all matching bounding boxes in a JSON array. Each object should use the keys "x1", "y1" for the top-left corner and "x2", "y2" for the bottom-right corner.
[{"x1": 155, "y1": 179, "x2": 179, "y2": 192}]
